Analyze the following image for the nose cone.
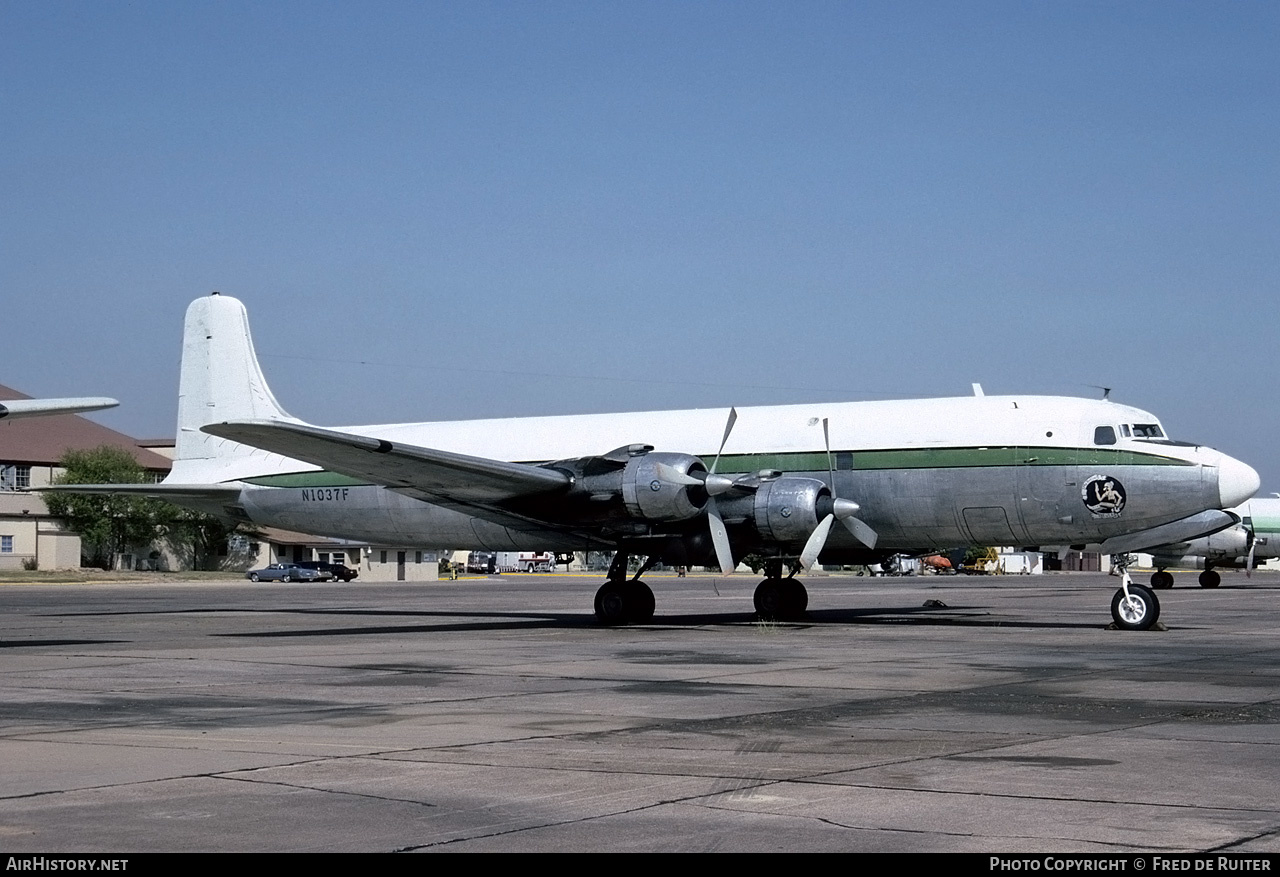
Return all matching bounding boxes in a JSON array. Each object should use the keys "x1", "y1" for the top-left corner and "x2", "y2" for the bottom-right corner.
[{"x1": 1218, "y1": 455, "x2": 1261, "y2": 509}]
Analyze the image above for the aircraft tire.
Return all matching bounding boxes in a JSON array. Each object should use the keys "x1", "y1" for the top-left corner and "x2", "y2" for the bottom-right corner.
[
  {"x1": 1198, "y1": 570, "x2": 1221, "y2": 588},
  {"x1": 1111, "y1": 583, "x2": 1160, "y2": 631},
  {"x1": 755, "y1": 578, "x2": 805, "y2": 621},
  {"x1": 784, "y1": 579, "x2": 808, "y2": 616},
  {"x1": 594, "y1": 582, "x2": 628, "y2": 625},
  {"x1": 626, "y1": 581, "x2": 655, "y2": 623},
  {"x1": 1150, "y1": 571, "x2": 1174, "y2": 589}
]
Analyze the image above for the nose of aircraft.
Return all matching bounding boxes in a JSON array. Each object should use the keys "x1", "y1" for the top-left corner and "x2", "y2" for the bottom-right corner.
[{"x1": 1218, "y1": 454, "x2": 1261, "y2": 508}]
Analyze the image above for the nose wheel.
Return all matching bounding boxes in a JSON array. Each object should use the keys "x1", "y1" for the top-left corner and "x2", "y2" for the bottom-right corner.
[{"x1": 1111, "y1": 582, "x2": 1160, "y2": 630}]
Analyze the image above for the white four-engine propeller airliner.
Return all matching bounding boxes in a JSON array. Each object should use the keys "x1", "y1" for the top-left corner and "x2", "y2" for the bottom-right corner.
[{"x1": 44, "y1": 293, "x2": 1260, "y2": 630}]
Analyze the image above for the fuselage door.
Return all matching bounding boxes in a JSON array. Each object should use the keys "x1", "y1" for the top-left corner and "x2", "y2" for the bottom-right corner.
[{"x1": 961, "y1": 506, "x2": 1020, "y2": 545}]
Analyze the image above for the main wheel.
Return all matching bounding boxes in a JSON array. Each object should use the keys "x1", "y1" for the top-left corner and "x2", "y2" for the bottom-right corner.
[
  {"x1": 782, "y1": 579, "x2": 808, "y2": 616},
  {"x1": 594, "y1": 582, "x2": 628, "y2": 625},
  {"x1": 754, "y1": 578, "x2": 785, "y2": 619},
  {"x1": 755, "y1": 578, "x2": 805, "y2": 621},
  {"x1": 1198, "y1": 569, "x2": 1221, "y2": 588},
  {"x1": 1150, "y1": 570, "x2": 1174, "y2": 589},
  {"x1": 626, "y1": 580, "x2": 655, "y2": 623},
  {"x1": 1111, "y1": 583, "x2": 1160, "y2": 630}
]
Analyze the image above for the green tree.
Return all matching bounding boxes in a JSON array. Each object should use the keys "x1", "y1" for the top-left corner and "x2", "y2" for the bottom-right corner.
[
  {"x1": 165, "y1": 509, "x2": 258, "y2": 571},
  {"x1": 43, "y1": 446, "x2": 176, "y2": 569}
]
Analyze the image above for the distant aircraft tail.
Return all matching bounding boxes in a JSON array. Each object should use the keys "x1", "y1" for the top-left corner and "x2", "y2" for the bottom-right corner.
[{"x1": 168, "y1": 292, "x2": 297, "y2": 482}]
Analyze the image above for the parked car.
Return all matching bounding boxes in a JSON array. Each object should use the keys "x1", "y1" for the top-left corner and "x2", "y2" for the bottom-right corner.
[
  {"x1": 246, "y1": 563, "x2": 325, "y2": 583},
  {"x1": 296, "y1": 561, "x2": 359, "y2": 582}
]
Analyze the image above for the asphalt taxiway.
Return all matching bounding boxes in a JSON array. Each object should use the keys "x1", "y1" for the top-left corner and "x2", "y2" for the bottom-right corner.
[{"x1": 2, "y1": 571, "x2": 1278, "y2": 852}]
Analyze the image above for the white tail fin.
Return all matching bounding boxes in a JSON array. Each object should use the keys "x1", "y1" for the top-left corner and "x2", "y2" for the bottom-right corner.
[{"x1": 171, "y1": 293, "x2": 294, "y2": 477}]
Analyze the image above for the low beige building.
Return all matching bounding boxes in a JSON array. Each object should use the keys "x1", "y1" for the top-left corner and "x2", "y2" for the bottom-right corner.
[{"x1": 0, "y1": 383, "x2": 172, "y2": 570}]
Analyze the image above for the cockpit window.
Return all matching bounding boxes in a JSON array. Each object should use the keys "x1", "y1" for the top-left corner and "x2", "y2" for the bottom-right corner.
[
  {"x1": 1120, "y1": 424, "x2": 1131, "y2": 438},
  {"x1": 1094, "y1": 426, "x2": 1116, "y2": 446},
  {"x1": 1132, "y1": 423, "x2": 1165, "y2": 438}
]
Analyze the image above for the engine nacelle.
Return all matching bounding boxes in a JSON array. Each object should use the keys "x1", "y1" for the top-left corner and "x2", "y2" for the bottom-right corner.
[
  {"x1": 719, "y1": 476, "x2": 830, "y2": 545},
  {"x1": 621, "y1": 452, "x2": 709, "y2": 522},
  {"x1": 560, "y1": 449, "x2": 710, "y2": 524}
]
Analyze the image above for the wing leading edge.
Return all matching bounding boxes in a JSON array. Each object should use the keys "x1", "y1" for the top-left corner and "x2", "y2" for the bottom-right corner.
[{"x1": 201, "y1": 420, "x2": 571, "y2": 504}]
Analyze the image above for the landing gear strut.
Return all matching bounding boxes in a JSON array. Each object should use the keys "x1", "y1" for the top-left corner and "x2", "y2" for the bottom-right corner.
[
  {"x1": 594, "y1": 551, "x2": 657, "y2": 625},
  {"x1": 753, "y1": 559, "x2": 808, "y2": 621}
]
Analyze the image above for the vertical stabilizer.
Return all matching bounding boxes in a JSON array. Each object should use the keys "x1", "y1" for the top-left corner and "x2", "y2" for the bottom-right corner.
[{"x1": 174, "y1": 293, "x2": 294, "y2": 467}]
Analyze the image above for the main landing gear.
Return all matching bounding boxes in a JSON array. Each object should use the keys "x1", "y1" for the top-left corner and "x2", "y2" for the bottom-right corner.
[
  {"x1": 753, "y1": 559, "x2": 808, "y2": 622},
  {"x1": 594, "y1": 551, "x2": 656, "y2": 625},
  {"x1": 1150, "y1": 565, "x2": 1221, "y2": 589}
]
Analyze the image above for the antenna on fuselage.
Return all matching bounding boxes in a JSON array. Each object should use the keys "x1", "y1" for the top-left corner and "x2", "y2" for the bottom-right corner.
[{"x1": 1087, "y1": 384, "x2": 1112, "y2": 400}]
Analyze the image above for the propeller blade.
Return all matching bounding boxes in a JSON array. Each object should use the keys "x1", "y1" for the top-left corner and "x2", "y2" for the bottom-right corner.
[
  {"x1": 652, "y1": 461, "x2": 702, "y2": 487},
  {"x1": 823, "y1": 418, "x2": 834, "y2": 489},
  {"x1": 1246, "y1": 535, "x2": 1256, "y2": 579},
  {"x1": 841, "y1": 515, "x2": 879, "y2": 549},
  {"x1": 710, "y1": 407, "x2": 738, "y2": 474},
  {"x1": 707, "y1": 496, "x2": 735, "y2": 574},
  {"x1": 798, "y1": 513, "x2": 836, "y2": 571}
]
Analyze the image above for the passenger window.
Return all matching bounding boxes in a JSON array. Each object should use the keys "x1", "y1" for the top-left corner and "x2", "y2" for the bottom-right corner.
[{"x1": 1094, "y1": 426, "x2": 1116, "y2": 446}]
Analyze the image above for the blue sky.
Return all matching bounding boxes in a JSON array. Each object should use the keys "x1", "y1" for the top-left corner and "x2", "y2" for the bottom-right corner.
[{"x1": 4, "y1": 2, "x2": 1278, "y2": 486}]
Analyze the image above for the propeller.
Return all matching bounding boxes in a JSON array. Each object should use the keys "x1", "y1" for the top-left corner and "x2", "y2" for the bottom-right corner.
[
  {"x1": 1246, "y1": 526, "x2": 1257, "y2": 579},
  {"x1": 649, "y1": 408, "x2": 740, "y2": 574},
  {"x1": 797, "y1": 418, "x2": 878, "y2": 571},
  {"x1": 705, "y1": 408, "x2": 739, "y2": 574}
]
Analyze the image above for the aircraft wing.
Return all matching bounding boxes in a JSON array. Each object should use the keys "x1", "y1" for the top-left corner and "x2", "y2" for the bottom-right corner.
[
  {"x1": 201, "y1": 420, "x2": 571, "y2": 504},
  {"x1": 0, "y1": 397, "x2": 118, "y2": 420}
]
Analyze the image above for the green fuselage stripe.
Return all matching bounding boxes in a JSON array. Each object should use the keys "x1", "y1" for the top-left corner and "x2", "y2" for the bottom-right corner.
[
  {"x1": 714, "y1": 445, "x2": 1192, "y2": 473},
  {"x1": 240, "y1": 445, "x2": 1190, "y2": 488}
]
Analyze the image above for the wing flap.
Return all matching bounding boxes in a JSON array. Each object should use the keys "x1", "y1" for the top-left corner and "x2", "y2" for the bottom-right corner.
[{"x1": 201, "y1": 420, "x2": 570, "y2": 503}]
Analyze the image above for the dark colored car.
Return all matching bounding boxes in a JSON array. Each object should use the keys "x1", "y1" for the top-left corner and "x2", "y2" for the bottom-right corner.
[
  {"x1": 296, "y1": 561, "x2": 360, "y2": 582},
  {"x1": 246, "y1": 563, "x2": 325, "y2": 583}
]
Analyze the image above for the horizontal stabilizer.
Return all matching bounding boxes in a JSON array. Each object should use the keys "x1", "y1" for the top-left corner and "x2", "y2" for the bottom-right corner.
[
  {"x1": 0, "y1": 397, "x2": 118, "y2": 420},
  {"x1": 202, "y1": 420, "x2": 571, "y2": 503},
  {"x1": 36, "y1": 483, "x2": 244, "y2": 501}
]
